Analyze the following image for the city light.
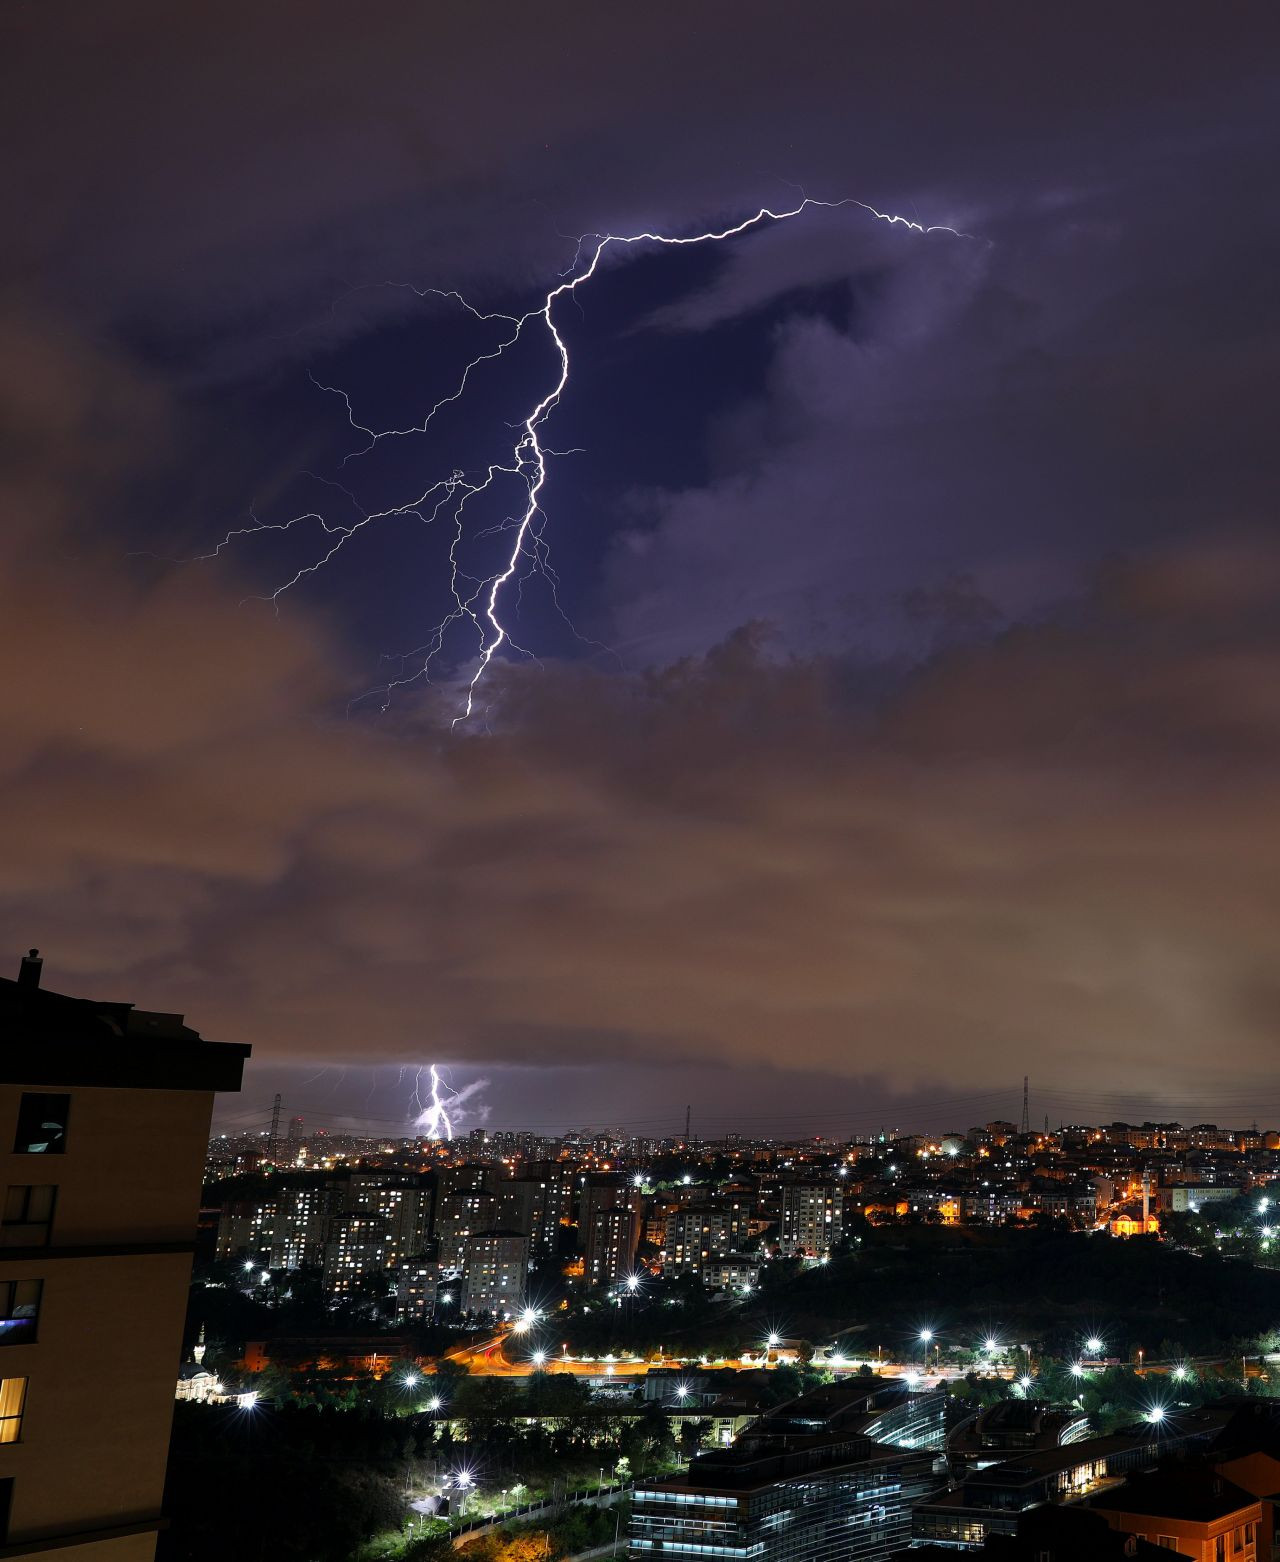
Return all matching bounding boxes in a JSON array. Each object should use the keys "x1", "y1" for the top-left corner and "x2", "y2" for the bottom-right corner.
[
  {"x1": 675, "y1": 1384, "x2": 690, "y2": 1399},
  {"x1": 402, "y1": 1372, "x2": 420, "y2": 1388},
  {"x1": 531, "y1": 1349, "x2": 547, "y2": 1365},
  {"x1": 918, "y1": 1329, "x2": 933, "y2": 1344},
  {"x1": 427, "y1": 1397, "x2": 442, "y2": 1412},
  {"x1": 903, "y1": 1370, "x2": 920, "y2": 1386},
  {"x1": 1146, "y1": 1406, "x2": 1166, "y2": 1423},
  {"x1": 625, "y1": 1274, "x2": 642, "y2": 1293},
  {"x1": 766, "y1": 1332, "x2": 781, "y2": 1347},
  {"x1": 983, "y1": 1338, "x2": 1000, "y2": 1354},
  {"x1": 1085, "y1": 1336, "x2": 1104, "y2": 1355},
  {"x1": 632, "y1": 1174, "x2": 645, "y2": 1188},
  {"x1": 1070, "y1": 1362, "x2": 1085, "y2": 1377},
  {"x1": 1018, "y1": 1375, "x2": 1032, "y2": 1390}
]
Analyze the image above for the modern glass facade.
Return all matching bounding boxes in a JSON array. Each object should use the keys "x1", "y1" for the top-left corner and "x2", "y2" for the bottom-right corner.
[{"x1": 631, "y1": 1432, "x2": 941, "y2": 1562}]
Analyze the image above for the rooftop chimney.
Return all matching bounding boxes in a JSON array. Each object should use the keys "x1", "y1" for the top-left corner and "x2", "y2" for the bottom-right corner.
[{"x1": 18, "y1": 949, "x2": 42, "y2": 990}]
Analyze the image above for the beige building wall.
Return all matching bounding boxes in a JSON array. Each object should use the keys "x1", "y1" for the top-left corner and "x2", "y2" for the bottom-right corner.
[{"x1": 0, "y1": 1081, "x2": 218, "y2": 1559}]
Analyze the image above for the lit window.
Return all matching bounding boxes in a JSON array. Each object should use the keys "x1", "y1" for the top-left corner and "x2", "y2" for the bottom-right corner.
[
  {"x1": 13, "y1": 1095, "x2": 70, "y2": 1155},
  {"x1": 0, "y1": 1378, "x2": 26, "y2": 1442},
  {"x1": 0, "y1": 1282, "x2": 41, "y2": 1347}
]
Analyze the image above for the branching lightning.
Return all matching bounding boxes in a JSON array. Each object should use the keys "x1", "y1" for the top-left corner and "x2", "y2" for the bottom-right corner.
[
  {"x1": 197, "y1": 195, "x2": 973, "y2": 722},
  {"x1": 411, "y1": 1064, "x2": 488, "y2": 1139}
]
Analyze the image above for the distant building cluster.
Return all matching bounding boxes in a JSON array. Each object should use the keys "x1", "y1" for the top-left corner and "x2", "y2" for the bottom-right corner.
[{"x1": 208, "y1": 1110, "x2": 1280, "y2": 1320}]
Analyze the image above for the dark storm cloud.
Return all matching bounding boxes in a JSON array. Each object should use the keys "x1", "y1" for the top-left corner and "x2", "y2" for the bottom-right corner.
[
  {"x1": 2, "y1": 375, "x2": 1278, "y2": 1101},
  {"x1": 2, "y1": 3, "x2": 1279, "y2": 1116},
  {"x1": 3, "y1": 3, "x2": 1274, "y2": 366}
]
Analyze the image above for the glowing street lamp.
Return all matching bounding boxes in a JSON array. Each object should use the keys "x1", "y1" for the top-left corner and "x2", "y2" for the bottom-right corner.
[
  {"x1": 983, "y1": 1337, "x2": 1000, "y2": 1355},
  {"x1": 1070, "y1": 1363, "x2": 1085, "y2": 1378},
  {"x1": 531, "y1": 1349, "x2": 547, "y2": 1366},
  {"x1": 1146, "y1": 1406, "x2": 1165, "y2": 1423},
  {"x1": 1085, "y1": 1336, "x2": 1104, "y2": 1356},
  {"x1": 427, "y1": 1396, "x2": 443, "y2": 1412},
  {"x1": 766, "y1": 1332, "x2": 781, "y2": 1348},
  {"x1": 402, "y1": 1372, "x2": 421, "y2": 1388}
]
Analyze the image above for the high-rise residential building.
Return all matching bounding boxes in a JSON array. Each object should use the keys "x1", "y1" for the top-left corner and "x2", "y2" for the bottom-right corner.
[
  {"x1": 662, "y1": 1206, "x2": 732, "y2": 1275},
  {"x1": 323, "y1": 1178, "x2": 431, "y2": 1297},
  {"x1": 433, "y1": 1189, "x2": 497, "y2": 1272},
  {"x1": 585, "y1": 1204, "x2": 639, "y2": 1288},
  {"x1": 778, "y1": 1181, "x2": 842, "y2": 1257},
  {"x1": 578, "y1": 1173, "x2": 643, "y2": 1249},
  {"x1": 0, "y1": 950, "x2": 248, "y2": 1560},
  {"x1": 459, "y1": 1231, "x2": 529, "y2": 1315},
  {"x1": 491, "y1": 1179, "x2": 539, "y2": 1243},
  {"x1": 269, "y1": 1183, "x2": 340, "y2": 1270},
  {"x1": 522, "y1": 1161, "x2": 577, "y2": 1255},
  {"x1": 393, "y1": 1258, "x2": 439, "y2": 1324}
]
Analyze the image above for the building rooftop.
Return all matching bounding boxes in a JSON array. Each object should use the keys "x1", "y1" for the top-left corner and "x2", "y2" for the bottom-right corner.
[
  {"x1": 1091, "y1": 1462, "x2": 1259, "y2": 1523},
  {"x1": 0, "y1": 950, "x2": 250, "y2": 1092}
]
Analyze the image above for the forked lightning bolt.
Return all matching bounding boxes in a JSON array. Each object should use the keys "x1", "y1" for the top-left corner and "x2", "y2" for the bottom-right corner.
[
  {"x1": 411, "y1": 1065, "x2": 488, "y2": 1139},
  {"x1": 198, "y1": 195, "x2": 972, "y2": 722}
]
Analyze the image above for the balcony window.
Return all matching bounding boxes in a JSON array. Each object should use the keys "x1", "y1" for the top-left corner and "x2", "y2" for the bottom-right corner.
[
  {"x1": 0, "y1": 1281, "x2": 41, "y2": 1347},
  {"x1": 14, "y1": 1094, "x2": 70, "y2": 1155}
]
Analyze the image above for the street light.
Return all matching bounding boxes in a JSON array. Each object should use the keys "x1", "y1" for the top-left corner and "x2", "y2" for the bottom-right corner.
[
  {"x1": 532, "y1": 1349, "x2": 547, "y2": 1366},
  {"x1": 1085, "y1": 1336, "x2": 1104, "y2": 1355},
  {"x1": 402, "y1": 1372, "x2": 420, "y2": 1388},
  {"x1": 427, "y1": 1396, "x2": 443, "y2": 1412},
  {"x1": 766, "y1": 1332, "x2": 781, "y2": 1347}
]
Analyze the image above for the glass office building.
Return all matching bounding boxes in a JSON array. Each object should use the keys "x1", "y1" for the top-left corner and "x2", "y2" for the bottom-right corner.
[{"x1": 631, "y1": 1386, "x2": 944, "y2": 1562}]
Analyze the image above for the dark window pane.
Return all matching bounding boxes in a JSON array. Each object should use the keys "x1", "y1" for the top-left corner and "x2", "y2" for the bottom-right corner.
[{"x1": 14, "y1": 1094, "x2": 70, "y2": 1155}]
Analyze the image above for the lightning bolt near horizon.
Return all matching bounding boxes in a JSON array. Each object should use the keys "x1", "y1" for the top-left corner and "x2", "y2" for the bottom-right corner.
[
  {"x1": 411, "y1": 1064, "x2": 489, "y2": 1139},
  {"x1": 194, "y1": 195, "x2": 975, "y2": 724}
]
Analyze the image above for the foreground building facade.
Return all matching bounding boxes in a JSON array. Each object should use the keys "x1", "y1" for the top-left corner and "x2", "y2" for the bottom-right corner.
[{"x1": 0, "y1": 952, "x2": 248, "y2": 1562}]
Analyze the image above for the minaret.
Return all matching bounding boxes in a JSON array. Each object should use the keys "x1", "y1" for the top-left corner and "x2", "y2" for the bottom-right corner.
[{"x1": 193, "y1": 1323, "x2": 206, "y2": 1365}]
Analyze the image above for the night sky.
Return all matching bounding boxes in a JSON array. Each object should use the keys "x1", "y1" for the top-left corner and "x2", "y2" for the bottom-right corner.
[{"x1": 4, "y1": 4, "x2": 1280, "y2": 1136}]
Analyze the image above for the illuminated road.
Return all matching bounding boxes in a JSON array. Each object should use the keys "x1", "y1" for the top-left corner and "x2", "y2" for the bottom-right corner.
[{"x1": 436, "y1": 1329, "x2": 1011, "y2": 1385}]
